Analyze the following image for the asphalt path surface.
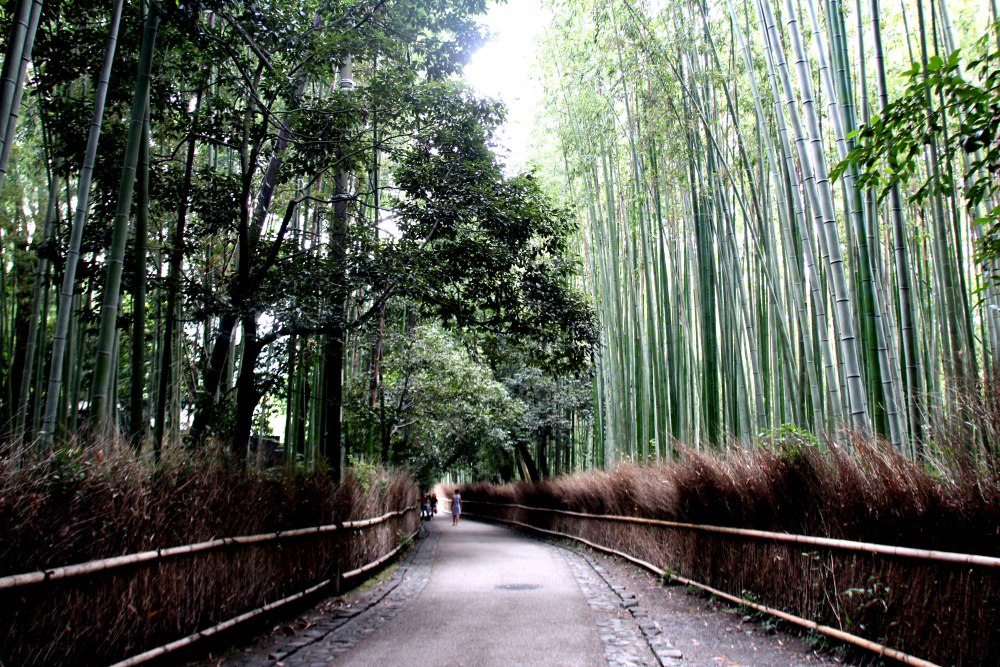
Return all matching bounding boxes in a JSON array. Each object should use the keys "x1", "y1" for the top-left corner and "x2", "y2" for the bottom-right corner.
[{"x1": 335, "y1": 520, "x2": 605, "y2": 666}]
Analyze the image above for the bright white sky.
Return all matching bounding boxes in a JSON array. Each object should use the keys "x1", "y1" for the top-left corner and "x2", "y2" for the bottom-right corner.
[{"x1": 462, "y1": 0, "x2": 551, "y2": 172}]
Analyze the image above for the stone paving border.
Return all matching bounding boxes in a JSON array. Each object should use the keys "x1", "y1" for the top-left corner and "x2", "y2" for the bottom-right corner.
[
  {"x1": 280, "y1": 526, "x2": 439, "y2": 665},
  {"x1": 558, "y1": 544, "x2": 683, "y2": 667},
  {"x1": 219, "y1": 525, "x2": 440, "y2": 666},
  {"x1": 560, "y1": 547, "x2": 659, "y2": 666}
]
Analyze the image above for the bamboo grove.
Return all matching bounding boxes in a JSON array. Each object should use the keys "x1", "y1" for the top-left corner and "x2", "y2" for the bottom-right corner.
[
  {"x1": 536, "y1": 0, "x2": 1000, "y2": 463},
  {"x1": 2, "y1": 0, "x2": 998, "y2": 482},
  {"x1": 0, "y1": 0, "x2": 598, "y2": 483}
]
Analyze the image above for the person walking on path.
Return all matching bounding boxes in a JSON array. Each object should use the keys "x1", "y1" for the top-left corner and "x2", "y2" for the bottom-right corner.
[{"x1": 451, "y1": 490, "x2": 462, "y2": 526}]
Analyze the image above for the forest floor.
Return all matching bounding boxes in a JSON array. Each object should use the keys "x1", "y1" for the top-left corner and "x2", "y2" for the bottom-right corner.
[{"x1": 200, "y1": 520, "x2": 844, "y2": 666}]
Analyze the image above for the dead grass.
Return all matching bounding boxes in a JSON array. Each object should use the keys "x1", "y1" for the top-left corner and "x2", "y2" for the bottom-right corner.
[{"x1": 0, "y1": 438, "x2": 418, "y2": 666}]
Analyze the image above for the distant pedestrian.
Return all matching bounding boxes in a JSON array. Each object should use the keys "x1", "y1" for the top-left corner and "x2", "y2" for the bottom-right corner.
[
  {"x1": 451, "y1": 490, "x2": 462, "y2": 526},
  {"x1": 421, "y1": 495, "x2": 432, "y2": 521},
  {"x1": 430, "y1": 492, "x2": 439, "y2": 515}
]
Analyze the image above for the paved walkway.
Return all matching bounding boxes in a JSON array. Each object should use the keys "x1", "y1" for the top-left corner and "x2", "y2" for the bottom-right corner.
[
  {"x1": 220, "y1": 519, "x2": 671, "y2": 666},
  {"x1": 336, "y1": 520, "x2": 605, "y2": 666},
  {"x1": 218, "y1": 519, "x2": 831, "y2": 667}
]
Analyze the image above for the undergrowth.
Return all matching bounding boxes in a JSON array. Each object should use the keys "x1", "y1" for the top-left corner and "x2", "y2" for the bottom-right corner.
[{"x1": 463, "y1": 437, "x2": 999, "y2": 553}]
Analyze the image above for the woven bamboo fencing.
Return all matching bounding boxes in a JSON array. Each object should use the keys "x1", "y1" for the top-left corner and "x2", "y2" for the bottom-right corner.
[
  {"x1": 0, "y1": 502, "x2": 419, "y2": 666},
  {"x1": 460, "y1": 498, "x2": 998, "y2": 666}
]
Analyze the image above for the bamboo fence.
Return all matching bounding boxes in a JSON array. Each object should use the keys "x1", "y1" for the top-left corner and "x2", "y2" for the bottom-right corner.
[
  {"x1": 457, "y1": 498, "x2": 999, "y2": 667},
  {"x1": 107, "y1": 524, "x2": 420, "y2": 667},
  {"x1": 460, "y1": 499, "x2": 1000, "y2": 567},
  {"x1": 0, "y1": 505, "x2": 418, "y2": 591},
  {"x1": 0, "y1": 504, "x2": 419, "y2": 665}
]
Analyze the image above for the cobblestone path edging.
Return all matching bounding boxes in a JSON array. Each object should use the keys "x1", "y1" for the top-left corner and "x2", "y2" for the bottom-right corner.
[
  {"x1": 221, "y1": 526, "x2": 440, "y2": 666},
  {"x1": 278, "y1": 527, "x2": 440, "y2": 665},
  {"x1": 558, "y1": 544, "x2": 683, "y2": 667}
]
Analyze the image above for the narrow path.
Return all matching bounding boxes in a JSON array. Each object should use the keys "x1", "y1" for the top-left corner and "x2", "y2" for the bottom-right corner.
[{"x1": 335, "y1": 520, "x2": 605, "y2": 665}]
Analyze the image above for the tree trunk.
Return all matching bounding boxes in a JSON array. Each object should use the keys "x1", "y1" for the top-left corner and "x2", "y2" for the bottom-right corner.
[
  {"x1": 538, "y1": 430, "x2": 550, "y2": 479},
  {"x1": 154, "y1": 85, "x2": 204, "y2": 457},
  {"x1": 321, "y1": 327, "x2": 344, "y2": 478},
  {"x1": 514, "y1": 442, "x2": 541, "y2": 483},
  {"x1": 320, "y1": 57, "x2": 354, "y2": 480},
  {"x1": 232, "y1": 316, "x2": 260, "y2": 462},
  {"x1": 189, "y1": 49, "x2": 308, "y2": 447},
  {"x1": 283, "y1": 335, "x2": 298, "y2": 464}
]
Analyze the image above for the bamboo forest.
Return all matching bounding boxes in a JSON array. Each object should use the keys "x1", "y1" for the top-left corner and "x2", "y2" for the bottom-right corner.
[
  {"x1": 0, "y1": 0, "x2": 999, "y2": 663},
  {"x1": 536, "y1": 0, "x2": 1000, "y2": 467}
]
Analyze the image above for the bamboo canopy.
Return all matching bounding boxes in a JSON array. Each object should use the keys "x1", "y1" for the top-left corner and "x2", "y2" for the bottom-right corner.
[{"x1": 536, "y1": 0, "x2": 1000, "y2": 461}]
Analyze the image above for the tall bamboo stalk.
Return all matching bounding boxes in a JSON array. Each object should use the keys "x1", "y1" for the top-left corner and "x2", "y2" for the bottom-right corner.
[
  {"x1": 40, "y1": 0, "x2": 127, "y2": 445},
  {"x1": 90, "y1": 5, "x2": 161, "y2": 426}
]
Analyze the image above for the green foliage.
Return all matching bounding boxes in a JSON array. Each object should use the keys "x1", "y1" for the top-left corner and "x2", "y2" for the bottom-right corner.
[
  {"x1": 5, "y1": 0, "x2": 603, "y2": 462},
  {"x1": 47, "y1": 446, "x2": 91, "y2": 484},
  {"x1": 485, "y1": 332, "x2": 593, "y2": 476},
  {"x1": 834, "y1": 25, "x2": 1000, "y2": 267},
  {"x1": 758, "y1": 424, "x2": 821, "y2": 457},
  {"x1": 389, "y1": 98, "x2": 599, "y2": 374},
  {"x1": 346, "y1": 321, "x2": 524, "y2": 487},
  {"x1": 348, "y1": 455, "x2": 386, "y2": 493},
  {"x1": 842, "y1": 579, "x2": 892, "y2": 620}
]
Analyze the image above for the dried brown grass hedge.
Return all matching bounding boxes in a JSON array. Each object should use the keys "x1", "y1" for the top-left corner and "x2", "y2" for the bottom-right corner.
[
  {"x1": 0, "y1": 441, "x2": 419, "y2": 666},
  {"x1": 460, "y1": 440, "x2": 999, "y2": 665}
]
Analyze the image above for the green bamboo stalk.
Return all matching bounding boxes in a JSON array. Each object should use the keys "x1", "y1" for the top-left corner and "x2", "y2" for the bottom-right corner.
[
  {"x1": 40, "y1": 0, "x2": 127, "y2": 445},
  {"x1": 0, "y1": 0, "x2": 33, "y2": 191},
  {"x1": 758, "y1": 0, "x2": 871, "y2": 430},
  {"x1": 0, "y1": 0, "x2": 41, "y2": 196},
  {"x1": 15, "y1": 164, "x2": 59, "y2": 454},
  {"x1": 869, "y1": 0, "x2": 926, "y2": 447},
  {"x1": 91, "y1": 6, "x2": 161, "y2": 427},
  {"x1": 807, "y1": 0, "x2": 901, "y2": 446},
  {"x1": 128, "y1": 91, "x2": 151, "y2": 451}
]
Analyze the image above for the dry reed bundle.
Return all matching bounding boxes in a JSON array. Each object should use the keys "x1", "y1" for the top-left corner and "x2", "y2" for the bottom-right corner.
[{"x1": 0, "y1": 442, "x2": 418, "y2": 666}]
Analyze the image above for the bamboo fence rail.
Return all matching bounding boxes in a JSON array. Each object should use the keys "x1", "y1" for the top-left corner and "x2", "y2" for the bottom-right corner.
[
  {"x1": 462, "y1": 499, "x2": 999, "y2": 567},
  {"x1": 0, "y1": 505, "x2": 418, "y2": 591},
  {"x1": 107, "y1": 578, "x2": 334, "y2": 667},
  {"x1": 107, "y1": 526, "x2": 421, "y2": 667},
  {"x1": 462, "y1": 509, "x2": 938, "y2": 667}
]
